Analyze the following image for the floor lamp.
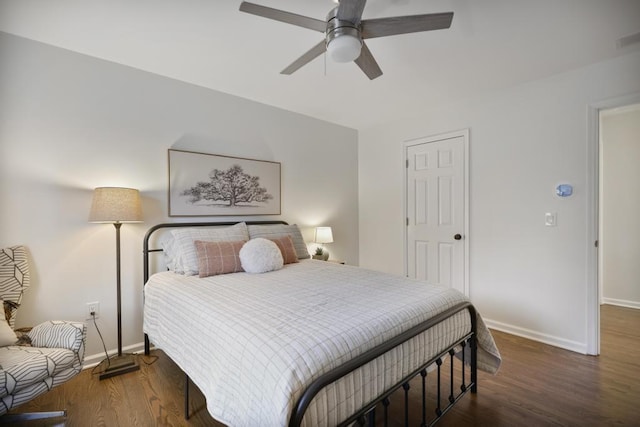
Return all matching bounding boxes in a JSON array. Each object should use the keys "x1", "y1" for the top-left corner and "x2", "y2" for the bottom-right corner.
[{"x1": 89, "y1": 187, "x2": 142, "y2": 380}]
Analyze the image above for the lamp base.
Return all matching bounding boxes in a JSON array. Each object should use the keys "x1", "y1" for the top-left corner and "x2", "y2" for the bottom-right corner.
[{"x1": 99, "y1": 354, "x2": 140, "y2": 380}]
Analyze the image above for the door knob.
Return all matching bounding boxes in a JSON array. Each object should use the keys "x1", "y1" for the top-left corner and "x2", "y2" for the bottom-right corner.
[{"x1": 454, "y1": 234, "x2": 462, "y2": 240}]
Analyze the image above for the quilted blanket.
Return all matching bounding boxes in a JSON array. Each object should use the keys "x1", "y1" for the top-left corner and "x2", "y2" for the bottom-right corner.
[{"x1": 143, "y1": 260, "x2": 500, "y2": 426}]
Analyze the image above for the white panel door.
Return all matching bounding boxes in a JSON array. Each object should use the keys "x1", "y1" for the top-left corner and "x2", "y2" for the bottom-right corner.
[{"x1": 406, "y1": 132, "x2": 467, "y2": 294}]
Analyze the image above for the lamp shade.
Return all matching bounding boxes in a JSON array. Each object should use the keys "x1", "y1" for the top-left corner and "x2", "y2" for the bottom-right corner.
[
  {"x1": 89, "y1": 187, "x2": 143, "y2": 223},
  {"x1": 314, "y1": 227, "x2": 334, "y2": 244}
]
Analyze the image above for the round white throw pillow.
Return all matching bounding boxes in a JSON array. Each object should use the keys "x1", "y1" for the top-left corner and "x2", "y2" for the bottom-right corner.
[{"x1": 240, "y1": 238, "x2": 284, "y2": 274}]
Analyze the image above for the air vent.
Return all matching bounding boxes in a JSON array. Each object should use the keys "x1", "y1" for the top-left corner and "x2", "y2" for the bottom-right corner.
[{"x1": 616, "y1": 32, "x2": 640, "y2": 49}]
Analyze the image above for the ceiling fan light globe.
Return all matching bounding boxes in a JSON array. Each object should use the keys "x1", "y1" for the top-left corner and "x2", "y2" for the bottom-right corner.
[{"x1": 327, "y1": 34, "x2": 362, "y2": 63}]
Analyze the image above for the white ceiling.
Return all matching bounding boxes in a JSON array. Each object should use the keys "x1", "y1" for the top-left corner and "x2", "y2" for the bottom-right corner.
[{"x1": 1, "y1": 0, "x2": 639, "y2": 130}]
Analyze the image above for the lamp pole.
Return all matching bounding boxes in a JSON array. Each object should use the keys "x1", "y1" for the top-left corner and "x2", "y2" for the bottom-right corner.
[
  {"x1": 114, "y1": 222, "x2": 123, "y2": 357},
  {"x1": 99, "y1": 221, "x2": 139, "y2": 379}
]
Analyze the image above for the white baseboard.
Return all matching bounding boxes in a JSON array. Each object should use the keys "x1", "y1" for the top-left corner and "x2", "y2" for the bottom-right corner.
[
  {"x1": 83, "y1": 341, "x2": 147, "y2": 370},
  {"x1": 483, "y1": 319, "x2": 588, "y2": 355},
  {"x1": 602, "y1": 298, "x2": 640, "y2": 310}
]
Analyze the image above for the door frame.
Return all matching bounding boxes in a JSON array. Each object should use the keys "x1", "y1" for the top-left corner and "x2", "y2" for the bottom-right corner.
[
  {"x1": 586, "y1": 92, "x2": 640, "y2": 355},
  {"x1": 403, "y1": 129, "x2": 470, "y2": 296}
]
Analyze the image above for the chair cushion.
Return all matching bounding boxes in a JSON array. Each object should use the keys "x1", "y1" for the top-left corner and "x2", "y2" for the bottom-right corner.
[
  {"x1": 0, "y1": 346, "x2": 76, "y2": 399},
  {"x1": 0, "y1": 316, "x2": 17, "y2": 347}
]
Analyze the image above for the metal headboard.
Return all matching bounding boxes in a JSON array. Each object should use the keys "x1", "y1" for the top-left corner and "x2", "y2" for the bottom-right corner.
[{"x1": 142, "y1": 220, "x2": 289, "y2": 284}]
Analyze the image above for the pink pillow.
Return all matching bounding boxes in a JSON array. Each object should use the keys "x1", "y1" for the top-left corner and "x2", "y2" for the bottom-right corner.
[
  {"x1": 195, "y1": 240, "x2": 246, "y2": 278},
  {"x1": 269, "y1": 235, "x2": 299, "y2": 265}
]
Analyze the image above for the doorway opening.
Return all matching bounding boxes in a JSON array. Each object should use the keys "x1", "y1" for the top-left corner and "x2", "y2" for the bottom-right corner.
[
  {"x1": 599, "y1": 103, "x2": 640, "y2": 311},
  {"x1": 587, "y1": 94, "x2": 640, "y2": 355}
]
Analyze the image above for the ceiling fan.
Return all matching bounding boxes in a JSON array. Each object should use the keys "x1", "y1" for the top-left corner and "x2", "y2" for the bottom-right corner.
[{"x1": 239, "y1": 0, "x2": 454, "y2": 80}]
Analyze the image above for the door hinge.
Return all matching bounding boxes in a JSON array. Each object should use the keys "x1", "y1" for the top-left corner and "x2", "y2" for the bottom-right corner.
[
  {"x1": 406, "y1": 217, "x2": 409, "y2": 226},
  {"x1": 406, "y1": 159, "x2": 409, "y2": 168},
  {"x1": 595, "y1": 240, "x2": 599, "y2": 248}
]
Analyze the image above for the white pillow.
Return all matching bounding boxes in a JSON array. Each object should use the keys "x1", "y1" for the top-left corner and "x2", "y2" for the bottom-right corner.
[
  {"x1": 170, "y1": 223, "x2": 249, "y2": 275},
  {"x1": 0, "y1": 310, "x2": 17, "y2": 347},
  {"x1": 247, "y1": 224, "x2": 310, "y2": 259},
  {"x1": 239, "y1": 238, "x2": 283, "y2": 274}
]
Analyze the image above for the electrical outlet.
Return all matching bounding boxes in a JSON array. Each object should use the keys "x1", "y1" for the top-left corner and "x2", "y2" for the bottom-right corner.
[{"x1": 86, "y1": 301, "x2": 100, "y2": 320}]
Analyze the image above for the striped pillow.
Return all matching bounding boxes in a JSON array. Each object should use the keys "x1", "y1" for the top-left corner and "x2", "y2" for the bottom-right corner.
[
  {"x1": 247, "y1": 224, "x2": 310, "y2": 259},
  {"x1": 195, "y1": 240, "x2": 246, "y2": 278},
  {"x1": 269, "y1": 236, "x2": 299, "y2": 265}
]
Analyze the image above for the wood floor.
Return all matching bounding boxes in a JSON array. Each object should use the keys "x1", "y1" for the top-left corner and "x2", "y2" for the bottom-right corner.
[{"x1": 8, "y1": 304, "x2": 639, "y2": 426}]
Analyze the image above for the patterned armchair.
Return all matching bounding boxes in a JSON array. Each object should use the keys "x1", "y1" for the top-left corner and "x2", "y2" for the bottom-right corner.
[{"x1": 0, "y1": 245, "x2": 86, "y2": 421}]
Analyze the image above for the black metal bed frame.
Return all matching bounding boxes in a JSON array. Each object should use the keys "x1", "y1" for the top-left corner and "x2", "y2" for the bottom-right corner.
[{"x1": 142, "y1": 221, "x2": 478, "y2": 426}]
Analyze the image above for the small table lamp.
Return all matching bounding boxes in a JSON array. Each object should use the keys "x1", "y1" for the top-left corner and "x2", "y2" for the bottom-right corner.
[
  {"x1": 314, "y1": 226, "x2": 333, "y2": 261},
  {"x1": 89, "y1": 187, "x2": 142, "y2": 379}
]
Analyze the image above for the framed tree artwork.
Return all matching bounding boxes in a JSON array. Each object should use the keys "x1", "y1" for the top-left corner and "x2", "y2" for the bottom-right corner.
[{"x1": 168, "y1": 149, "x2": 281, "y2": 216}]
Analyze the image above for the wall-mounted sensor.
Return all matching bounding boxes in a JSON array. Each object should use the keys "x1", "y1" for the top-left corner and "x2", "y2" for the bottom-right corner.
[{"x1": 556, "y1": 184, "x2": 573, "y2": 197}]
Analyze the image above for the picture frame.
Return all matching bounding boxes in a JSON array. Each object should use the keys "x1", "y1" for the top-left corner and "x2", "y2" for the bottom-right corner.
[{"x1": 168, "y1": 149, "x2": 281, "y2": 216}]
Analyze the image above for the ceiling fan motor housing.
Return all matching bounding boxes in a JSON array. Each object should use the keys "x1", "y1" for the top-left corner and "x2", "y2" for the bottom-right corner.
[{"x1": 325, "y1": 8, "x2": 363, "y2": 62}]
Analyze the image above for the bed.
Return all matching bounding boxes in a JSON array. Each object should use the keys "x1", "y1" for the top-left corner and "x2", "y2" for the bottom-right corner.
[{"x1": 142, "y1": 221, "x2": 501, "y2": 426}]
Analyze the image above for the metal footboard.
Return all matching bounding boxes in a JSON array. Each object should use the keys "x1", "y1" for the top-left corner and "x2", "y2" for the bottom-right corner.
[
  {"x1": 289, "y1": 301, "x2": 477, "y2": 427},
  {"x1": 181, "y1": 303, "x2": 477, "y2": 425}
]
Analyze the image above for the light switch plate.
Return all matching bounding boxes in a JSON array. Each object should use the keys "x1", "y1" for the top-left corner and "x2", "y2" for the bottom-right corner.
[{"x1": 545, "y1": 212, "x2": 557, "y2": 227}]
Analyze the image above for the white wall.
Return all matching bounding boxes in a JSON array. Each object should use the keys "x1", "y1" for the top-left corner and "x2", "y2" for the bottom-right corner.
[
  {"x1": 0, "y1": 32, "x2": 359, "y2": 360},
  {"x1": 359, "y1": 51, "x2": 640, "y2": 353},
  {"x1": 601, "y1": 106, "x2": 640, "y2": 308}
]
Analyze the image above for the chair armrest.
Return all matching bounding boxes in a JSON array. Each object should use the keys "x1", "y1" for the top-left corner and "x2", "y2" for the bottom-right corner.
[{"x1": 27, "y1": 320, "x2": 86, "y2": 360}]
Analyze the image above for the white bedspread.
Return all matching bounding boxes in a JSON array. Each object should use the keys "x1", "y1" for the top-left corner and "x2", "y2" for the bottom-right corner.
[{"x1": 143, "y1": 260, "x2": 500, "y2": 426}]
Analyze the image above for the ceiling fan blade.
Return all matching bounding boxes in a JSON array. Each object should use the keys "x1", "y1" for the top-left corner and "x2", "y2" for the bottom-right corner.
[
  {"x1": 361, "y1": 12, "x2": 453, "y2": 39},
  {"x1": 281, "y1": 40, "x2": 327, "y2": 75},
  {"x1": 354, "y1": 41, "x2": 383, "y2": 80},
  {"x1": 337, "y1": 0, "x2": 367, "y2": 25},
  {"x1": 239, "y1": 2, "x2": 326, "y2": 33}
]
